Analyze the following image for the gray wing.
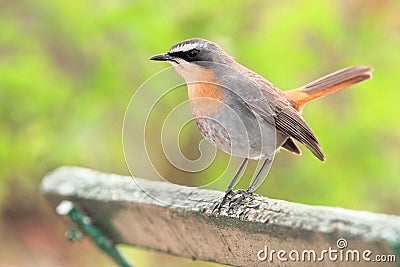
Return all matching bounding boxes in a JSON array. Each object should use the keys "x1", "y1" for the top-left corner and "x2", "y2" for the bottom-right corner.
[
  {"x1": 247, "y1": 98, "x2": 325, "y2": 161},
  {"x1": 273, "y1": 105, "x2": 325, "y2": 161},
  {"x1": 240, "y1": 67, "x2": 325, "y2": 161}
]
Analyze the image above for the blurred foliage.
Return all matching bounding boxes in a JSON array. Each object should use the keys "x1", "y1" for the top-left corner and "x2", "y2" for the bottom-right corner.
[{"x1": 1, "y1": 0, "x2": 400, "y2": 266}]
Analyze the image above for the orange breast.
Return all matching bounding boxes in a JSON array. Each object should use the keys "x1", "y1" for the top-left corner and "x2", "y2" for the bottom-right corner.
[{"x1": 187, "y1": 82, "x2": 224, "y2": 117}]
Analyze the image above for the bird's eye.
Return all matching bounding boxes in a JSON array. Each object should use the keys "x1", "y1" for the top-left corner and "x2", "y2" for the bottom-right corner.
[{"x1": 187, "y1": 49, "x2": 199, "y2": 57}]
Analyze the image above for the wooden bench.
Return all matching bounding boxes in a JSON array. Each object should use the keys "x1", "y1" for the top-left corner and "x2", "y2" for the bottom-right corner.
[{"x1": 41, "y1": 166, "x2": 400, "y2": 266}]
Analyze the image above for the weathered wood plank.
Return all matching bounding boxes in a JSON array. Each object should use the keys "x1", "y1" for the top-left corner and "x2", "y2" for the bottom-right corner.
[{"x1": 41, "y1": 166, "x2": 400, "y2": 266}]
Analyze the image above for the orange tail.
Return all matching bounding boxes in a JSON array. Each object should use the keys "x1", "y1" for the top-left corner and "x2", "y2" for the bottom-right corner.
[{"x1": 284, "y1": 66, "x2": 373, "y2": 112}]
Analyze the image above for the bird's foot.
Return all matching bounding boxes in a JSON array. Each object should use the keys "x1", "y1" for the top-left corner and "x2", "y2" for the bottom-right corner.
[
  {"x1": 212, "y1": 190, "x2": 260, "y2": 213},
  {"x1": 212, "y1": 190, "x2": 235, "y2": 213},
  {"x1": 228, "y1": 189, "x2": 260, "y2": 209}
]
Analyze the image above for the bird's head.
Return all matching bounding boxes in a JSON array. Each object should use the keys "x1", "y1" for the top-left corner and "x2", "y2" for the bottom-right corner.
[{"x1": 150, "y1": 38, "x2": 234, "y2": 81}]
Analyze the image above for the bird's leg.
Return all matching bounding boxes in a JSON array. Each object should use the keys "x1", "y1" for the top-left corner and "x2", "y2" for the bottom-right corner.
[
  {"x1": 247, "y1": 156, "x2": 273, "y2": 193},
  {"x1": 225, "y1": 158, "x2": 248, "y2": 193},
  {"x1": 229, "y1": 156, "x2": 272, "y2": 207},
  {"x1": 212, "y1": 158, "x2": 248, "y2": 212}
]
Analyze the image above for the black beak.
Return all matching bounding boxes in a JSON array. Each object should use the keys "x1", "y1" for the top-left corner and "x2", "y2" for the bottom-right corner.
[{"x1": 150, "y1": 53, "x2": 175, "y2": 61}]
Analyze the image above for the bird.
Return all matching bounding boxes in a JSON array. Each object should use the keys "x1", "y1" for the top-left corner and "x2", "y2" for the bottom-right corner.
[{"x1": 150, "y1": 38, "x2": 373, "y2": 207}]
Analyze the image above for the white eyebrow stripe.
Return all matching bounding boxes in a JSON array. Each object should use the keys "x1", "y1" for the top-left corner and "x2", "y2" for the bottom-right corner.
[{"x1": 169, "y1": 42, "x2": 199, "y2": 53}]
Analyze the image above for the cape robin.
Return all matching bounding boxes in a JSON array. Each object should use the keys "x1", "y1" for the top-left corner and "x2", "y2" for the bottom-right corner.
[{"x1": 151, "y1": 38, "x2": 373, "y2": 207}]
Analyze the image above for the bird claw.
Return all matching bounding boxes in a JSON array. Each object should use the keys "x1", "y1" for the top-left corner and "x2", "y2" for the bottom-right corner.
[
  {"x1": 212, "y1": 189, "x2": 258, "y2": 214},
  {"x1": 212, "y1": 190, "x2": 234, "y2": 213}
]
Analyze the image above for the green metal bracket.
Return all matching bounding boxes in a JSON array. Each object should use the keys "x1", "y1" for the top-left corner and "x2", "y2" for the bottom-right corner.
[
  {"x1": 383, "y1": 230, "x2": 400, "y2": 267},
  {"x1": 56, "y1": 200, "x2": 133, "y2": 267}
]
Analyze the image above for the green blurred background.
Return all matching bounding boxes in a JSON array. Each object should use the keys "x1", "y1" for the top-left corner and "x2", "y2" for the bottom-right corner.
[{"x1": 1, "y1": 0, "x2": 400, "y2": 266}]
